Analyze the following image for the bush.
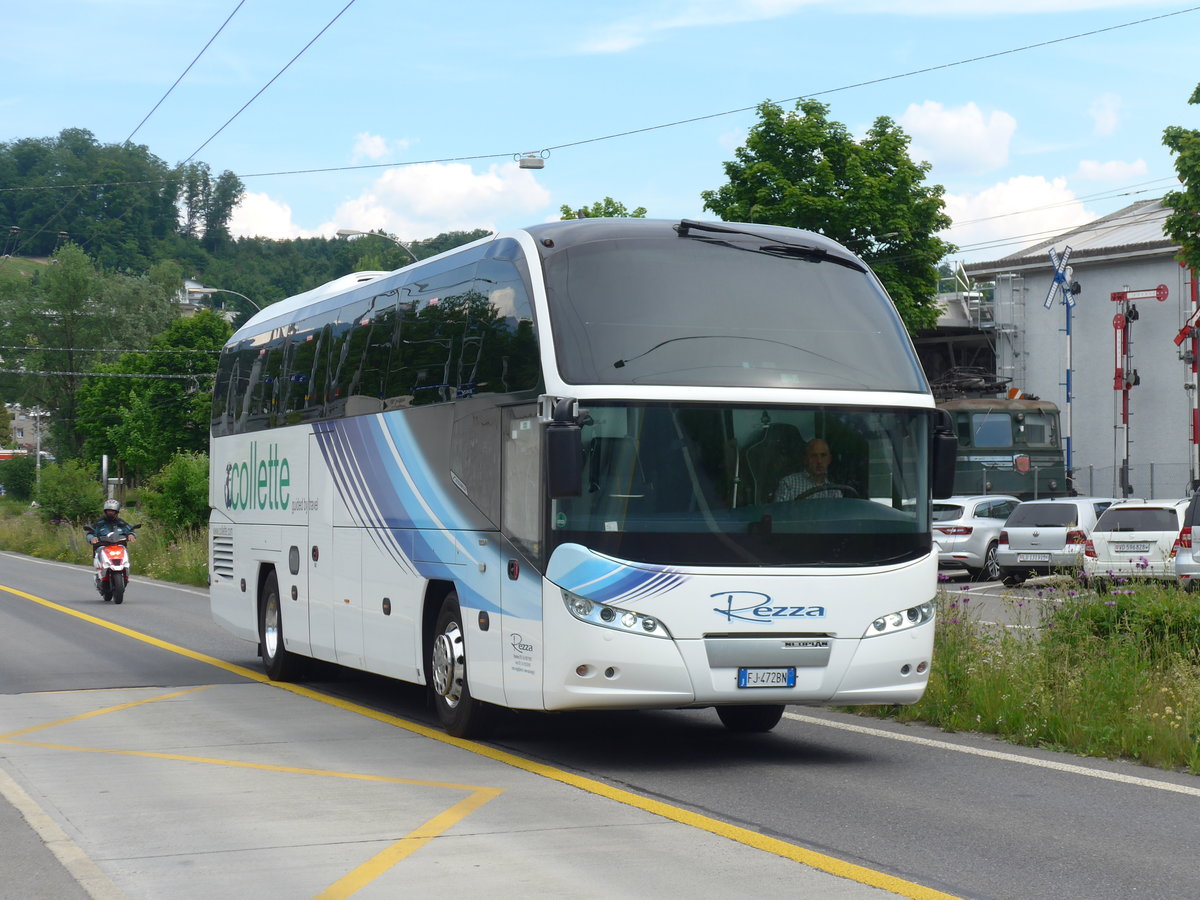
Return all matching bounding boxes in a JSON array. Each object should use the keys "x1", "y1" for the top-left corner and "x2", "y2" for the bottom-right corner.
[
  {"x1": 0, "y1": 455, "x2": 38, "y2": 501},
  {"x1": 34, "y1": 460, "x2": 105, "y2": 524},
  {"x1": 140, "y1": 452, "x2": 210, "y2": 534}
]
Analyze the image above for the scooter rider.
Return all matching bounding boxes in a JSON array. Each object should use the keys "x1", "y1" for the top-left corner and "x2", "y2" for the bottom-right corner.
[{"x1": 89, "y1": 498, "x2": 136, "y2": 560}]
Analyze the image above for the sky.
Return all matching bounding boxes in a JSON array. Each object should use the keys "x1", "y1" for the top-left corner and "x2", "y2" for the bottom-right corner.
[{"x1": 2, "y1": 0, "x2": 1197, "y2": 265}]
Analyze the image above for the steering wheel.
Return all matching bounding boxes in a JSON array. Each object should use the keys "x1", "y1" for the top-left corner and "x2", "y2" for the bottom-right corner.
[{"x1": 791, "y1": 483, "x2": 859, "y2": 501}]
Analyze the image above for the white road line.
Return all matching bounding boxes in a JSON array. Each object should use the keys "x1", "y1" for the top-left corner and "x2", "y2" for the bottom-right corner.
[
  {"x1": 785, "y1": 713, "x2": 1200, "y2": 797},
  {"x1": 0, "y1": 766, "x2": 128, "y2": 900},
  {"x1": 0, "y1": 552, "x2": 206, "y2": 597}
]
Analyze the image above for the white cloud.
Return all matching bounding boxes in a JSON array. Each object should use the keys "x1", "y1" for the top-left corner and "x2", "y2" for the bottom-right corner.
[
  {"x1": 900, "y1": 101, "x2": 1016, "y2": 176},
  {"x1": 942, "y1": 175, "x2": 1093, "y2": 260},
  {"x1": 228, "y1": 192, "x2": 323, "y2": 240},
  {"x1": 1074, "y1": 158, "x2": 1147, "y2": 181},
  {"x1": 1089, "y1": 93, "x2": 1121, "y2": 136},
  {"x1": 229, "y1": 162, "x2": 552, "y2": 242},
  {"x1": 328, "y1": 162, "x2": 552, "y2": 240},
  {"x1": 352, "y1": 132, "x2": 390, "y2": 161},
  {"x1": 351, "y1": 132, "x2": 413, "y2": 162}
]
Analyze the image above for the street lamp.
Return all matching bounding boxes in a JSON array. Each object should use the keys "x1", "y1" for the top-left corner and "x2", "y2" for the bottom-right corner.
[
  {"x1": 335, "y1": 228, "x2": 419, "y2": 264},
  {"x1": 187, "y1": 286, "x2": 262, "y2": 313}
]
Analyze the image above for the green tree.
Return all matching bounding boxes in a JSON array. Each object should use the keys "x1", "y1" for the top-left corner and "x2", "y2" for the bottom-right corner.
[
  {"x1": 2, "y1": 243, "x2": 182, "y2": 458},
  {"x1": 560, "y1": 197, "x2": 647, "y2": 219},
  {"x1": 74, "y1": 310, "x2": 229, "y2": 479},
  {"x1": 1164, "y1": 83, "x2": 1200, "y2": 270},
  {"x1": 35, "y1": 459, "x2": 104, "y2": 524},
  {"x1": 0, "y1": 455, "x2": 36, "y2": 501},
  {"x1": 701, "y1": 99, "x2": 954, "y2": 333},
  {"x1": 140, "y1": 452, "x2": 210, "y2": 533}
]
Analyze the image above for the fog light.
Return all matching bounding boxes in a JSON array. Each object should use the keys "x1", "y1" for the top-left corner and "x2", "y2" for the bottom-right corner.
[
  {"x1": 917, "y1": 661, "x2": 928, "y2": 673},
  {"x1": 900, "y1": 664, "x2": 911, "y2": 675}
]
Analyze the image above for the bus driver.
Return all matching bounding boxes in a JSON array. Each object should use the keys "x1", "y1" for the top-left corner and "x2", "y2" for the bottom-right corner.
[{"x1": 775, "y1": 438, "x2": 844, "y2": 501}]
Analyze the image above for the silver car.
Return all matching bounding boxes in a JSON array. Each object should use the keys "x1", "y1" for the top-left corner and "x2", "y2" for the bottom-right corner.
[
  {"x1": 1084, "y1": 498, "x2": 1189, "y2": 583},
  {"x1": 933, "y1": 494, "x2": 1021, "y2": 581},
  {"x1": 997, "y1": 496, "x2": 1122, "y2": 585},
  {"x1": 1172, "y1": 492, "x2": 1200, "y2": 591}
]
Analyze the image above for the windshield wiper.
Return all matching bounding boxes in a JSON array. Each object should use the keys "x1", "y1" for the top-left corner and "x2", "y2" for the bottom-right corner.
[
  {"x1": 613, "y1": 334, "x2": 842, "y2": 369},
  {"x1": 674, "y1": 219, "x2": 866, "y2": 272}
]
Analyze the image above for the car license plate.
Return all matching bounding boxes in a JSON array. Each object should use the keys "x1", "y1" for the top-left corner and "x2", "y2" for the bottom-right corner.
[
  {"x1": 1114, "y1": 542, "x2": 1152, "y2": 553},
  {"x1": 1017, "y1": 553, "x2": 1050, "y2": 563},
  {"x1": 738, "y1": 667, "x2": 796, "y2": 688}
]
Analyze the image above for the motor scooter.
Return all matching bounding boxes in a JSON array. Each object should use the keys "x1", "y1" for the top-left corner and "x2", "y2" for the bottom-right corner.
[{"x1": 85, "y1": 523, "x2": 141, "y2": 604}]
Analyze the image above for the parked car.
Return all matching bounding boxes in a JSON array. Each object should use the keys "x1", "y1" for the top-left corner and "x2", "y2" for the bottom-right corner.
[
  {"x1": 932, "y1": 494, "x2": 1022, "y2": 581},
  {"x1": 1083, "y1": 498, "x2": 1189, "y2": 584},
  {"x1": 997, "y1": 496, "x2": 1122, "y2": 585},
  {"x1": 1173, "y1": 491, "x2": 1200, "y2": 591}
]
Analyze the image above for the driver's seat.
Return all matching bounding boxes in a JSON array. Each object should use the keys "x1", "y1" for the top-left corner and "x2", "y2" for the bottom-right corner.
[{"x1": 745, "y1": 423, "x2": 805, "y2": 505}]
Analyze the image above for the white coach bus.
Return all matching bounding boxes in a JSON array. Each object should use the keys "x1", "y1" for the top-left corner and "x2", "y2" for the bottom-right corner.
[{"x1": 209, "y1": 218, "x2": 956, "y2": 737}]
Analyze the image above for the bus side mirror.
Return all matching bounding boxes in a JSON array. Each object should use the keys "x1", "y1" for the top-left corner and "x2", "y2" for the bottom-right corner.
[
  {"x1": 546, "y1": 423, "x2": 583, "y2": 498},
  {"x1": 931, "y1": 410, "x2": 957, "y2": 500}
]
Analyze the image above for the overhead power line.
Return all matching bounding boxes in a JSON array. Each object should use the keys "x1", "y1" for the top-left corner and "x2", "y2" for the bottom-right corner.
[
  {"x1": 1, "y1": 5, "x2": 1194, "y2": 195},
  {"x1": 181, "y1": 0, "x2": 359, "y2": 164},
  {"x1": 124, "y1": 1, "x2": 246, "y2": 145}
]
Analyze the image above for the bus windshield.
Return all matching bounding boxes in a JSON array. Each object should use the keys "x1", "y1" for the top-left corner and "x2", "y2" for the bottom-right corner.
[
  {"x1": 543, "y1": 235, "x2": 927, "y2": 392},
  {"x1": 550, "y1": 402, "x2": 932, "y2": 567}
]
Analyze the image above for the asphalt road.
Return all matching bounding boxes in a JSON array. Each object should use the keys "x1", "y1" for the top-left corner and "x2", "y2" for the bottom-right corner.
[{"x1": 3, "y1": 552, "x2": 1198, "y2": 900}]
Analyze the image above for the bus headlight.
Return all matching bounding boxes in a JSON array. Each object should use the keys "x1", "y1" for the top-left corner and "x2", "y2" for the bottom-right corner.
[
  {"x1": 562, "y1": 591, "x2": 672, "y2": 638},
  {"x1": 865, "y1": 601, "x2": 934, "y2": 637}
]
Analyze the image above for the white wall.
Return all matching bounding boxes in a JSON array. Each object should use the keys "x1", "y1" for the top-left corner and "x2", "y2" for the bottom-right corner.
[{"x1": 993, "y1": 252, "x2": 1194, "y2": 498}]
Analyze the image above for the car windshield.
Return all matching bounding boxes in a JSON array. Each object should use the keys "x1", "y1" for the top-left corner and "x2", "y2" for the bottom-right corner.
[
  {"x1": 1005, "y1": 504, "x2": 1077, "y2": 528},
  {"x1": 1094, "y1": 508, "x2": 1180, "y2": 532}
]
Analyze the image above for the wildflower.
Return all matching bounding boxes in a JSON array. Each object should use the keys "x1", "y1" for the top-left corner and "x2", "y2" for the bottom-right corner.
[
  {"x1": 1105, "y1": 600, "x2": 1117, "y2": 607},
  {"x1": 960, "y1": 585, "x2": 970, "y2": 591}
]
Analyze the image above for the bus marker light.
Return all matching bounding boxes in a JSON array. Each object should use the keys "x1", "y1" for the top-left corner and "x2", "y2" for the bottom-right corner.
[
  {"x1": 604, "y1": 667, "x2": 617, "y2": 679},
  {"x1": 917, "y1": 661, "x2": 928, "y2": 673}
]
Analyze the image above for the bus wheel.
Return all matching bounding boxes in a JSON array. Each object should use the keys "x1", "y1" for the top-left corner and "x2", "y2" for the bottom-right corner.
[
  {"x1": 259, "y1": 571, "x2": 299, "y2": 681},
  {"x1": 717, "y1": 704, "x2": 785, "y2": 733},
  {"x1": 430, "y1": 593, "x2": 492, "y2": 738}
]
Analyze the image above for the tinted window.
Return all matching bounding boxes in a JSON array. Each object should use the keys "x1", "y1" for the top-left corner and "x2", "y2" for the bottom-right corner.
[
  {"x1": 544, "y1": 236, "x2": 925, "y2": 391},
  {"x1": 1006, "y1": 503, "x2": 1078, "y2": 527},
  {"x1": 1094, "y1": 508, "x2": 1181, "y2": 532},
  {"x1": 932, "y1": 504, "x2": 964, "y2": 522}
]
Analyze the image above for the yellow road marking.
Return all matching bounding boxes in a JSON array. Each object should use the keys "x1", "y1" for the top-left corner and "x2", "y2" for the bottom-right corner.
[
  {"x1": 0, "y1": 686, "x2": 212, "y2": 740},
  {"x1": 2, "y1": 582, "x2": 963, "y2": 900}
]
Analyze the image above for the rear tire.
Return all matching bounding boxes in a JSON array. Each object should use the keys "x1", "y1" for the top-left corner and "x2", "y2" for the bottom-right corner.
[
  {"x1": 429, "y1": 593, "x2": 492, "y2": 738},
  {"x1": 973, "y1": 542, "x2": 1000, "y2": 582},
  {"x1": 259, "y1": 571, "x2": 299, "y2": 681},
  {"x1": 717, "y1": 704, "x2": 786, "y2": 733},
  {"x1": 110, "y1": 574, "x2": 125, "y2": 605}
]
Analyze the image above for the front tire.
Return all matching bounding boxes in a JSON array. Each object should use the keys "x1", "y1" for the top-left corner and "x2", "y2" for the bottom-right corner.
[
  {"x1": 259, "y1": 571, "x2": 299, "y2": 681},
  {"x1": 429, "y1": 593, "x2": 492, "y2": 738},
  {"x1": 717, "y1": 704, "x2": 785, "y2": 733},
  {"x1": 110, "y1": 573, "x2": 125, "y2": 605}
]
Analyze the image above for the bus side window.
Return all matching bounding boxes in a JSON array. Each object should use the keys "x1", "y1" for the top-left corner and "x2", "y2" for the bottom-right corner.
[
  {"x1": 472, "y1": 257, "x2": 541, "y2": 396},
  {"x1": 392, "y1": 264, "x2": 478, "y2": 406}
]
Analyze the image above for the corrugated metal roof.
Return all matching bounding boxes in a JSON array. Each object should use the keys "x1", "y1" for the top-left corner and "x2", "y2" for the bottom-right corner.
[{"x1": 966, "y1": 199, "x2": 1177, "y2": 274}]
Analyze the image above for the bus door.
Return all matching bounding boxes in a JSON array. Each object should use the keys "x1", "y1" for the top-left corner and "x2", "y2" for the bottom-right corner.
[
  {"x1": 307, "y1": 431, "x2": 337, "y2": 662},
  {"x1": 499, "y1": 405, "x2": 545, "y2": 709}
]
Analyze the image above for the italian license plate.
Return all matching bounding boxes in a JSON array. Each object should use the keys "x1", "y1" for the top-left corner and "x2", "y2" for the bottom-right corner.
[
  {"x1": 1114, "y1": 542, "x2": 1152, "y2": 553},
  {"x1": 1017, "y1": 553, "x2": 1050, "y2": 563},
  {"x1": 738, "y1": 667, "x2": 796, "y2": 688}
]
